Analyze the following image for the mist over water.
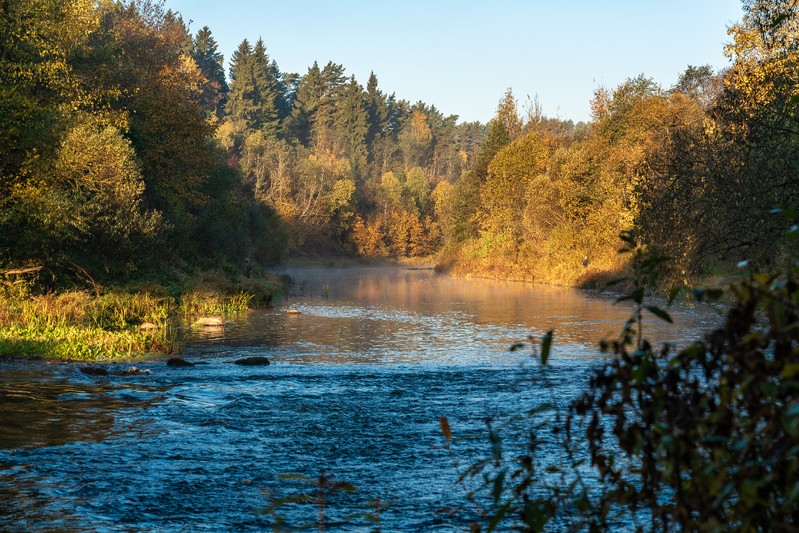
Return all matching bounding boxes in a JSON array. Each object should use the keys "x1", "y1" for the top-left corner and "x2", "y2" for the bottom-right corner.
[{"x1": 0, "y1": 267, "x2": 720, "y2": 530}]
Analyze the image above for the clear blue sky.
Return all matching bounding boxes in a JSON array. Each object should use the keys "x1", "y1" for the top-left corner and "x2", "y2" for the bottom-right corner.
[{"x1": 163, "y1": 0, "x2": 744, "y2": 124}]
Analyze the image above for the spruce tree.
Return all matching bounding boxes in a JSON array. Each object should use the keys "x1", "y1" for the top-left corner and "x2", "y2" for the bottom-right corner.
[
  {"x1": 251, "y1": 38, "x2": 280, "y2": 137},
  {"x1": 285, "y1": 62, "x2": 323, "y2": 146},
  {"x1": 365, "y1": 71, "x2": 388, "y2": 148},
  {"x1": 226, "y1": 39, "x2": 258, "y2": 129},
  {"x1": 192, "y1": 26, "x2": 228, "y2": 119},
  {"x1": 337, "y1": 75, "x2": 368, "y2": 177}
]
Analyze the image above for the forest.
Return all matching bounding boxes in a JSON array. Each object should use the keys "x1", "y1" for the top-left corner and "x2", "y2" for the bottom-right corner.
[
  {"x1": 2, "y1": 0, "x2": 797, "y2": 290},
  {"x1": 3, "y1": 1, "x2": 799, "y2": 531}
]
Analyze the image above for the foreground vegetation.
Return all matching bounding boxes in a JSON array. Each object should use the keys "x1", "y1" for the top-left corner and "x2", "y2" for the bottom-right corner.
[{"x1": 0, "y1": 269, "x2": 286, "y2": 360}]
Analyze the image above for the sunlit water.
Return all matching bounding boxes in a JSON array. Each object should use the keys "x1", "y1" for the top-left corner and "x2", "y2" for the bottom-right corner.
[{"x1": 0, "y1": 267, "x2": 722, "y2": 531}]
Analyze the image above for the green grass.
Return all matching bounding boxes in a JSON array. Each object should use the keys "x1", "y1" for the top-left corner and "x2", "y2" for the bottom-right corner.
[
  {"x1": 0, "y1": 270, "x2": 287, "y2": 361},
  {"x1": 0, "y1": 324, "x2": 174, "y2": 360}
]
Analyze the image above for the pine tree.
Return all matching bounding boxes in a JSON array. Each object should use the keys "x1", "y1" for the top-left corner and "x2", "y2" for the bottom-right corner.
[
  {"x1": 285, "y1": 62, "x2": 323, "y2": 146},
  {"x1": 365, "y1": 71, "x2": 388, "y2": 147},
  {"x1": 251, "y1": 38, "x2": 280, "y2": 137},
  {"x1": 192, "y1": 26, "x2": 228, "y2": 119},
  {"x1": 315, "y1": 61, "x2": 347, "y2": 148},
  {"x1": 225, "y1": 38, "x2": 283, "y2": 136},
  {"x1": 337, "y1": 75, "x2": 368, "y2": 177},
  {"x1": 226, "y1": 39, "x2": 258, "y2": 128}
]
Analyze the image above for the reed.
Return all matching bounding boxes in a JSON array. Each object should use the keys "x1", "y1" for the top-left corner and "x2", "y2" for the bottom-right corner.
[{"x1": 0, "y1": 270, "x2": 286, "y2": 361}]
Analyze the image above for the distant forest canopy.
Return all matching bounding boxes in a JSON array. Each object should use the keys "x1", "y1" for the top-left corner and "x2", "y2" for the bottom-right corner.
[{"x1": 1, "y1": 0, "x2": 798, "y2": 287}]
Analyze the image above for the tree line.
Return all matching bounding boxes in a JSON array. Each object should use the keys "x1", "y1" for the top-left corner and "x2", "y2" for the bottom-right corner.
[{"x1": 1, "y1": 0, "x2": 797, "y2": 287}]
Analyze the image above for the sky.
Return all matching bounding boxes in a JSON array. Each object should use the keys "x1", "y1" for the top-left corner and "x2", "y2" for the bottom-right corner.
[{"x1": 162, "y1": 0, "x2": 744, "y2": 124}]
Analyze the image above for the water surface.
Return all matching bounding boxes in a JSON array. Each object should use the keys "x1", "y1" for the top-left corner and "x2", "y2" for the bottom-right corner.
[{"x1": 0, "y1": 267, "x2": 720, "y2": 531}]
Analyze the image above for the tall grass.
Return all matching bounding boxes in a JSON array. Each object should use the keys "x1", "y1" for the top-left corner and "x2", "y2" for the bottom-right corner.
[{"x1": 0, "y1": 270, "x2": 287, "y2": 361}]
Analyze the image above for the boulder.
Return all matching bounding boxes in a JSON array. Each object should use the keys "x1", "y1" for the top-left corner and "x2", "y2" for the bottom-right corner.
[
  {"x1": 233, "y1": 356, "x2": 271, "y2": 366},
  {"x1": 167, "y1": 357, "x2": 195, "y2": 367},
  {"x1": 80, "y1": 366, "x2": 109, "y2": 376}
]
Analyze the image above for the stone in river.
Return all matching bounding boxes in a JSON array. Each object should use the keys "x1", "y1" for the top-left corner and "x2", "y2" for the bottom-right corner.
[
  {"x1": 193, "y1": 316, "x2": 224, "y2": 327},
  {"x1": 167, "y1": 357, "x2": 195, "y2": 367},
  {"x1": 233, "y1": 356, "x2": 271, "y2": 366},
  {"x1": 80, "y1": 366, "x2": 109, "y2": 376}
]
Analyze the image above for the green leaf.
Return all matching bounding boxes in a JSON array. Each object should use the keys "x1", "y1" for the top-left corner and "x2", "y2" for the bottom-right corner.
[
  {"x1": 540, "y1": 330, "x2": 553, "y2": 365},
  {"x1": 644, "y1": 305, "x2": 673, "y2": 323},
  {"x1": 616, "y1": 288, "x2": 644, "y2": 305},
  {"x1": 667, "y1": 286, "x2": 680, "y2": 305},
  {"x1": 487, "y1": 501, "x2": 513, "y2": 532},
  {"x1": 333, "y1": 482, "x2": 357, "y2": 493},
  {"x1": 492, "y1": 470, "x2": 506, "y2": 504}
]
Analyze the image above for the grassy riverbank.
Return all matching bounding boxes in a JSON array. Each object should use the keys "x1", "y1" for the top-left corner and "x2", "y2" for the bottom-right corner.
[{"x1": 0, "y1": 271, "x2": 287, "y2": 361}]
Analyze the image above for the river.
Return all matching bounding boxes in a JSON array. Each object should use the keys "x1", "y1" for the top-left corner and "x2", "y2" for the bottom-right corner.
[{"x1": 0, "y1": 266, "x2": 721, "y2": 531}]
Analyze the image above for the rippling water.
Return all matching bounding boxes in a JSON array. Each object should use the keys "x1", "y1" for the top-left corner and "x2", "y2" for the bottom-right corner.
[{"x1": 0, "y1": 267, "x2": 721, "y2": 531}]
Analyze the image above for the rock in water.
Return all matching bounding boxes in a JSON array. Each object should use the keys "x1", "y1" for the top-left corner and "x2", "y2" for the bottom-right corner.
[
  {"x1": 113, "y1": 366, "x2": 151, "y2": 376},
  {"x1": 233, "y1": 356, "x2": 271, "y2": 366},
  {"x1": 167, "y1": 357, "x2": 195, "y2": 367},
  {"x1": 193, "y1": 316, "x2": 224, "y2": 327},
  {"x1": 80, "y1": 366, "x2": 109, "y2": 376},
  {"x1": 285, "y1": 309, "x2": 301, "y2": 315}
]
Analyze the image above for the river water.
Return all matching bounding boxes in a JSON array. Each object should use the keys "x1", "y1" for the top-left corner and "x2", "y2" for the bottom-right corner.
[{"x1": 0, "y1": 266, "x2": 721, "y2": 531}]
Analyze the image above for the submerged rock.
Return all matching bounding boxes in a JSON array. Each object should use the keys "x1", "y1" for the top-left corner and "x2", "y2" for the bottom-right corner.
[
  {"x1": 167, "y1": 357, "x2": 195, "y2": 367},
  {"x1": 233, "y1": 356, "x2": 271, "y2": 366},
  {"x1": 79, "y1": 366, "x2": 109, "y2": 376},
  {"x1": 113, "y1": 366, "x2": 151, "y2": 376},
  {"x1": 193, "y1": 316, "x2": 224, "y2": 327}
]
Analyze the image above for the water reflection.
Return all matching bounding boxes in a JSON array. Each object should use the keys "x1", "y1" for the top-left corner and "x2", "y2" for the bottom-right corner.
[
  {"x1": 209, "y1": 266, "x2": 721, "y2": 365},
  {"x1": 0, "y1": 366, "x2": 164, "y2": 450}
]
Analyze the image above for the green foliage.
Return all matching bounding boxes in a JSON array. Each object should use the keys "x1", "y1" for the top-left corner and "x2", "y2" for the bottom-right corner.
[
  {"x1": 452, "y1": 233, "x2": 799, "y2": 532},
  {"x1": 569, "y1": 265, "x2": 799, "y2": 530}
]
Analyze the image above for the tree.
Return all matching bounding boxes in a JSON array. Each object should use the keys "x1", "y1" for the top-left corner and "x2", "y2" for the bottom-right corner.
[
  {"x1": 336, "y1": 76, "x2": 368, "y2": 178},
  {"x1": 192, "y1": 26, "x2": 228, "y2": 120},
  {"x1": 226, "y1": 38, "x2": 281, "y2": 136},
  {"x1": 285, "y1": 62, "x2": 323, "y2": 146},
  {"x1": 399, "y1": 109, "x2": 433, "y2": 169},
  {"x1": 496, "y1": 88, "x2": 523, "y2": 140}
]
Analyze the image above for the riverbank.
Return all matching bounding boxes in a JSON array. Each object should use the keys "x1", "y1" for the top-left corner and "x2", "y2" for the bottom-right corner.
[{"x1": 0, "y1": 271, "x2": 288, "y2": 361}]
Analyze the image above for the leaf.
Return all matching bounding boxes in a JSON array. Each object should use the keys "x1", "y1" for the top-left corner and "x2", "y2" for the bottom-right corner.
[
  {"x1": 492, "y1": 470, "x2": 506, "y2": 504},
  {"x1": 487, "y1": 501, "x2": 513, "y2": 532},
  {"x1": 509, "y1": 342, "x2": 525, "y2": 352},
  {"x1": 440, "y1": 415, "x2": 452, "y2": 442},
  {"x1": 667, "y1": 286, "x2": 680, "y2": 305},
  {"x1": 644, "y1": 305, "x2": 673, "y2": 323},
  {"x1": 332, "y1": 482, "x2": 357, "y2": 493},
  {"x1": 616, "y1": 288, "x2": 644, "y2": 305},
  {"x1": 540, "y1": 330, "x2": 553, "y2": 365}
]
